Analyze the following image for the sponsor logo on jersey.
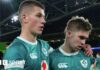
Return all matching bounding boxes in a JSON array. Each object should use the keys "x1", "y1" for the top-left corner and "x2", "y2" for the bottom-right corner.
[
  {"x1": 30, "y1": 53, "x2": 38, "y2": 59},
  {"x1": 41, "y1": 60, "x2": 48, "y2": 70},
  {"x1": 42, "y1": 48, "x2": 48, "y2": 56},
  {"x1": 58, "y1": 63, "x2": 68, "y2": 69},
  {"x1": 80, "y1": 59, "x2": 88, "y2": 68},
  {"x1": 4, "y1": 60, "x2": 25, "y2": 69}
]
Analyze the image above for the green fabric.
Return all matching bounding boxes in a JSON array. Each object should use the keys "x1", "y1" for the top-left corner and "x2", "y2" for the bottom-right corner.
[
  {"x1": 50, "y1": 49, "x2": 92, "y2": 70},
  {"x1": 96, "y1": 58, "x2": 100, "y2": 70},
  {"x1": 3, "y1": 37, "x2": 50, "y2": 70}
]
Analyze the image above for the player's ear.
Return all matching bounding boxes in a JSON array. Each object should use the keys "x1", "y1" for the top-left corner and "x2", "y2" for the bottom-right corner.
[
  {"x1": 67, "y1": 31, "x2": 72, "y2": 38},
  {"x1": 22, "y1": 13, "x2": 29, "y2": 24}
]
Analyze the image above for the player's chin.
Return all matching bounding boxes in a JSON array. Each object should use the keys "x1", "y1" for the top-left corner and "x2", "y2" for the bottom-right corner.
[
  {"x1": 36, "y1": 31, "x2": 43, "y2": 35},
  {"x1": 32, "y1": 31, "x2": 42, "y2": 36},
  {"x1": 74, "y1": 49, "x2": 79, "y2": 51},
  {"x1": 74, "y1": 47, "x2": 81, "y2": 51}
]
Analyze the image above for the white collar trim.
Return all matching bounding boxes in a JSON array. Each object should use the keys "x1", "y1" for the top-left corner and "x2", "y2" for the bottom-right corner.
[
  {"x1": 17, "y1": 36, "x2": 37, "y2": 45},
  {"x1": 59, "y1": 47, "x2": 79, "y2": 56}
]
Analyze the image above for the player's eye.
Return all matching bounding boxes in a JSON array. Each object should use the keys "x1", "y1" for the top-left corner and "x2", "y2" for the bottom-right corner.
[
  {"x1": 79, "y1": 36, "x2": 87, "y2": 40},
  {"x1": 36, "y1": 13, "x2": 42, "y2": 18},
  {"x1": 36, "y1": 13, "x2": 45, "y2": 20}
]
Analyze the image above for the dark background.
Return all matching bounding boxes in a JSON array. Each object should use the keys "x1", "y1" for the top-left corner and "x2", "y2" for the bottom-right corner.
[{"x1": 0, "y1": 0, "x2": 100, "y2": 55}]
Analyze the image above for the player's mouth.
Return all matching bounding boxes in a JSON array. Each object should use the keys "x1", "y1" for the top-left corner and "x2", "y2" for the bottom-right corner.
[
  {"x1": 75, "y1": 46, "x2": 82, "y2": 50},
  {"x1": 39, "y1": 26, "x2": 44, "y2": 31}
]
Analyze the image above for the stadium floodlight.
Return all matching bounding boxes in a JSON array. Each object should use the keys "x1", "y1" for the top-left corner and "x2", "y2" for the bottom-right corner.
[{"x1": 11, "y1": 15, "x2": 18, "y2": 23}]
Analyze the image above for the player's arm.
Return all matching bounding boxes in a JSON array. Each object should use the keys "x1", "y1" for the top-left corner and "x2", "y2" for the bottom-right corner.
[{"x1": 3, "y1": 46, "x2": 25, "y2": 70}]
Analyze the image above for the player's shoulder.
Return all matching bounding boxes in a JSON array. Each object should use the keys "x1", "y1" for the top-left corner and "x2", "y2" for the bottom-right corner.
[
  {"x1": 79, "y1": 50, "x2": 92, "y2": 58},
  {"x1": 49, "y1": 48, "x2": 60, "y2": 56},
  {"x1": 79, "y1": 50, "x2": 87, "y2": 57},
  {"x1": 38, "y1": 39, "x2": 48, "y2": 44},
  {"x1": 38, "y1": 39, "x2": 50, "y2": 48},
  {"x1": 7, "y1": 38, "x2": 25, "y2": 50},
  {"x1": 3, "y1": 38, "x2": 27, "y2": 59}
]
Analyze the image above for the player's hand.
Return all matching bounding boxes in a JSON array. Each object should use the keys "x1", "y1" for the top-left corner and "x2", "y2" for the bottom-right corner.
[{"x1": 82, "y1": 44, "x2": 93, "y2": 56}]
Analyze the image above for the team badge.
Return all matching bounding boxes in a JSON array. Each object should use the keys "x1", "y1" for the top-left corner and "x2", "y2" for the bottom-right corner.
[
  {"x1": 80, "y1": 59, "x2": 88, "y2": 68},
  {"x1": 42, "y1": 48, "x2": 48, "y2": 56},
  {"x1": 41, "y1": 60, "x2": 48, "y2": 70}
]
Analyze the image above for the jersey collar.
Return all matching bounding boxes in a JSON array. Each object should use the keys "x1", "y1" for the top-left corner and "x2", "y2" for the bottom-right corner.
[
  {"x1": 17, "y1": 36, "x2": 37, "y2": 45},
  {"x1": 59, "y1": 47, "x2": 79, "y2": 56}
]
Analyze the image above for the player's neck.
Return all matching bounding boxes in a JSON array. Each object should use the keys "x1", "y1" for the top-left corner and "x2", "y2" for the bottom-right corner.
[
  {"x1": 20, "y1": 29, "x2": 37, "y2": 43},
  {"x1": 62, "y1": 41, "x2": 75, "y2": 53}
]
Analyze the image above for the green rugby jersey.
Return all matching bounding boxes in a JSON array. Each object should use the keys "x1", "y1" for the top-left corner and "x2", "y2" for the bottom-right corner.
[
  {"x1": 3, "y1": 37, "x2": 50, "y2": 70},
  {"x1": 50, "y1": 47, "x2": 93, "y2": 70},
  {"x1": 96, "y1": 57, "x2": 100, "y2": 70}
]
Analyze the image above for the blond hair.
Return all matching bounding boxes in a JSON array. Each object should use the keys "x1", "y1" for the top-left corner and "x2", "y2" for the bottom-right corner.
[{"x1": 64, "y1": 16, "x2": 92, "y2": 33}]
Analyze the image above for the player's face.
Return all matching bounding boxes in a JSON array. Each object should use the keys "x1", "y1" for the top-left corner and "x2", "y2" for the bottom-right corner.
[
  {"x1": 67, "y1": 30, "x2": 89, "y2": 52},
  {"x1": 26, "y1": 6, "x2": 45, "y2": 35}
]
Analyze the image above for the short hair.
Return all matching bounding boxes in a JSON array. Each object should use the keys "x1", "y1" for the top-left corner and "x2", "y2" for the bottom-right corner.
[
  {"x1": 64, "y1": 16, "x2": 92, "y2": 33},
  {"x1": 18, "y1": 0, "x2": 45, "y2": 23}
]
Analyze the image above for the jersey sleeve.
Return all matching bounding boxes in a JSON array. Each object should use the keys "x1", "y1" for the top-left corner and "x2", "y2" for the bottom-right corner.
[
  {"x1": 96, "y1": 58, "x2": 100, "y2": 64},
  {"x1": 3, "y1": 45, "x2": 26, "y2": 70}
]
